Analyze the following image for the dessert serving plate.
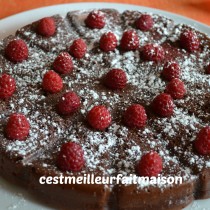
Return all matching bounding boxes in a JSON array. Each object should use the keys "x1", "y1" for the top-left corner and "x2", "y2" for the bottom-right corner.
[{"x1": 0, "y1": 2, "x2": 209, "y2": 210}]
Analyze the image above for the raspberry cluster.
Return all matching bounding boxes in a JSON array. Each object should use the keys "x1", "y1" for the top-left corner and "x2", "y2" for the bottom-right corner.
[{"x1": 2, "y1": 10, "x2": 208, "y2": 178}]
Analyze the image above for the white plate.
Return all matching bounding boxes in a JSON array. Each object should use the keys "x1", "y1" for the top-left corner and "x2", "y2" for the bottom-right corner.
[{"x1": 0, "y1": 3, "x2": 209, "y2": 210}]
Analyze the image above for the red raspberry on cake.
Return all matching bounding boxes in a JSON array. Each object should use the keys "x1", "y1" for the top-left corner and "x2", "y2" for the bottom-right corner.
[
  {"x1": 87, "y1": 105, "x2": 112, "y2": 131},
  {"x1": 100, "y1": 32, "x2": 118, "y2": 52},
  {"x1": 194, "y1": 126, "x2": 210, "y2": 155},
  {"x1": 135, "y1": 14, "x2": 154, "y2": 31},
  {"x1": 142, "y1": 43, "x2": 165, "y2": 62},
  {"x1": 5, "y1": 39, "x2": 28, "y2": 63},
  {"x1": 124, "y1": 104, "x2": 147, "y2": 129},
  {"x1": 180, "y1": 30, "x2": 200, "y2": 53},
  {"x1": 57, "y1": 142, "x2": 85, "y2": 172},
  {"x1": 5, "y1": 113, "x2": 30, "y2": 141},
  {"x1": 165, "y1": 78, "x2": 186, "y2": 99},
  {"x1": 161, "y1": 61, "x2": 181, "y2": 81},
  {"x1": 151, "y1": 93, "x2": 174, "y2": 117},
  {"x1": 137, "y1": 151, "x2": 163, "y2": 177},
  {"x1": 42, "y1": 70, "x2": 63, "y2": 93},
  {"x1": 206, "y1": 64, "x2": 210, "y2": 74},
  {"x1": 85, "y1": 10, "x2": 105, "y2": 29},
  {"x1": 56, "y1": 91, "x2": 81, "y2": 115},
  {"x1": 36, "y1": 17, "x2": 56, "y2": 37},
  {"x1": 104, "y1": 69, "x2": 127, "y2": 90},
  {"x1": 120, "y1": 30, "x2": 139, "y2": 51},
  {"x1": 0, "y1": 74, "x2": 16, "y2": 100},
  {"x1": 69, "y1": 38, "x2": 87, "y2": 59},
  {"x1": 53, "y1": 52, "x2": 73, "y2": 74}
]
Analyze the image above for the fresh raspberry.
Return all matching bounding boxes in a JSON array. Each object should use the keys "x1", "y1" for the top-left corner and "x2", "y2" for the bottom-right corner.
[
  {"x1": 180, "y1": 30, "x2": 200, "y2": 53},
  {"x1": 53, "y1": 52, "x2": 73, "y2": 74},
  {"x1": 142, "y1": 43, "x2": 165, "y2": 62},
  {"x1": 0, "y1": 74, "x2": 16, "y2": 100},
  {"x1": 100, "y1": 32, "x2": 118, "y2": 52},
  {"x1": 57, "y1": 142, "x2": 85, "y2": 172},
  {"x1": 87, "y1": 105, "x2": 112, "y2": 131},
  {"x1": 85, "y1": 10, "x2": 105, "y2": 29},
  {"x1": 151, "y1": 93, "x2": 174, "y2": 117},
  {"x1": 36, "y1": 17, "x2": 56, "y2": 37},
  {"x1": 42, "y1": 70, "x2": 63, "y2": 93},
  {"x1": 161, "y1": 61, "x2": 181, "y2": 81},
  {"x1": 135, "y1": 14, "x2": 154, "y2": 31},
  {"x1": 120, "y1": 30, "x2": 139, "y2": 51},
  {"x1": 104, "y1": 69, "x2": 127, "y2": 90},
  {"x1": 5, "y1": 113, "x2": 30, "y2": 141},
  {"x1": 123, "y1": 104, "x2": 147, "y2": 129},
  {"x1": 137, "y1": 151, "x2": 163, "y2": 177},
  {"x1": 206, "y1": 64, "x2": 210, "y2": 74},
  {"x1": 165, "y1": 78, "x2": 186, "y2": 99},
  {"x1": 56, "y1": 91, "x2": 81, "y2": 115},
  {"x1": 5, "y1": 39, "x2": 28, "y2": 63},
  {"x1": 69, "y1": 38, "x2": 87, "y2": 59},
  {"x1": 194, "y1": 126, "x2": 210, "y2": 155}
]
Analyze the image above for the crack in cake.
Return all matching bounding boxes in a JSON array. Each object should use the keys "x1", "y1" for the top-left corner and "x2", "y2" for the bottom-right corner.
[{"x1": 0, "y1": 9, "x2": 210, "y2": 210}]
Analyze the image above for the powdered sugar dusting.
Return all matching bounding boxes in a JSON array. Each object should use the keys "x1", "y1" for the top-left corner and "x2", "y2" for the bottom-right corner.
[{"x1": 0, "y1": 10, "x2": 210, "y2": 197}]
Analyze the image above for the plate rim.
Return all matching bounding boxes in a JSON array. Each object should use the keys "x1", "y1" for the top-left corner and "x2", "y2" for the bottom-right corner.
[{"x1": 0, "y1": 2, "x2": 209, "y2": 39}]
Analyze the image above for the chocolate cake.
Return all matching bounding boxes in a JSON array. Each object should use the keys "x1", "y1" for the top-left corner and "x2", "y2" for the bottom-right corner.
[{"x1": 0, "y1": 9, "x2": 210, "y2": 210}]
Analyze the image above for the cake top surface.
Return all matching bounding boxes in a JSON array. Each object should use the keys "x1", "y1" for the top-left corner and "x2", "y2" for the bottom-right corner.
[{"x1": 0, "y1": 9, "x2": 209, "y2": 190}]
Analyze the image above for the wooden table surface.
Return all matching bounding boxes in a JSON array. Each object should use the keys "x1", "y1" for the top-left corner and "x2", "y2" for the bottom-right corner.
[{"x1": 0, "y1": 0, "x2": 209, "y2": 25}]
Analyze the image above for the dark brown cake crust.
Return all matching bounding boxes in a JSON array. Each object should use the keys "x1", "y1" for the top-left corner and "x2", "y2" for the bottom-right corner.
[{"x1": 0, "y1": 9, "x2": 210, "y2": 210}]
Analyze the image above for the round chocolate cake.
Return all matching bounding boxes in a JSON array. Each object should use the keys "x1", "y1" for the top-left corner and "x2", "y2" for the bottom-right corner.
[{"x1": 0, "y1": 9, "x2": 210, "y2": 210}]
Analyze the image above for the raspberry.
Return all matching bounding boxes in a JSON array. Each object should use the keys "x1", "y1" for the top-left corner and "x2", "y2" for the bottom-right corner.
[
  {"x1": 137, "y1": 151, "x2": 163, "y2": 177},
  {"x1": 151, "y1": 93, "x2": 174, "y2": 117},
  {"x1": 120, "y1": 30, "x2": 139, "y2": 51},
  {"x1": 5, "y1": 113, "x2": 30, "y2": 141},
  {"x1": 57, "y1": 142, "x2": 85, "y2": 172},
  {"x1": 53, "y1": 52, "x2": 73, "y2": 74},
  {"x1": 87, "y1": 105, "x2": 112, "y2": 131},
  {"x1": 104, "y1": 69, "x2": 127, "y2": 90},
  {"x1": 100, "y1": 32, "x2": 118, "y2": 52},
  {"x1": 206, "y1": 64, "x2": 210, "y2": 74},
  {"x1": 142, "y1": 43, "x2": 165, "y2": 62},
  {"x1": 85, "y1": 10, "x2": 105, "y2": 29},
  {"x1": 36, "y1": 17, "x2": 56, "y2": 37},
  {"x1": 135, "y1": 14, "x2": 154, "y2": 31},
  {"x1": 194, "y1": 127, "x2": 210, "y2": 155},
  {"x1": 161, "y1": 61, "x2": 181, "y2": 81},
  {"x1": 5, "y1": 39, "x2": 28, "y2": 63},
  {"x1": 56, "y1": 91, "x2": 81, "y2": 115},
  {"x1": 165, "y1": 78, "x2": 186, "y2": 99},
  {"x1": 180, "y1": 30, "x2": 200, "y2": 53},
  {"x1": 0, "y1": 74, "x2": 16, "y2": 100},
  {"x1": 69, "y1": 38, "x2": 87, "y2": 59},
  {"x1": 42, "y1": 70, "x2": 63, "y2": 93},
  {"x1": 123, "y1": 104, "x2": 147, "y2": 129}
]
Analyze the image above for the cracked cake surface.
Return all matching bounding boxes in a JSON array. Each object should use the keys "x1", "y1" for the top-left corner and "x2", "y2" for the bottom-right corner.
[{"x1": 0, "y1": 8, "x2": 210, "y2": 210}]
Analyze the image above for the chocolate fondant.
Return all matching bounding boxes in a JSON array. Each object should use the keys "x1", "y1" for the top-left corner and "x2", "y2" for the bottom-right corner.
[{"x1": 0, "y1": 9, "x2": 210, "y2": 210}]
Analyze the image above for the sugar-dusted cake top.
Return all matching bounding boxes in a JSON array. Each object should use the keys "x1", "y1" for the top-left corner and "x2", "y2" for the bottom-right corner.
[{"x1": 0, "y1": 10, "x2": 209, "y2": 193}]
